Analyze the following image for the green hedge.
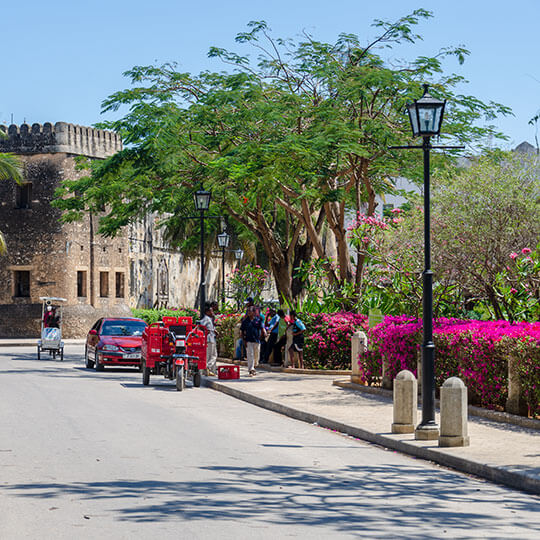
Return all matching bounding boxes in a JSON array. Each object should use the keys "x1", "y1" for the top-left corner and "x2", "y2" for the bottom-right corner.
[{"x1": 131, "y1": 307, "x2": 198, "y2": 325}]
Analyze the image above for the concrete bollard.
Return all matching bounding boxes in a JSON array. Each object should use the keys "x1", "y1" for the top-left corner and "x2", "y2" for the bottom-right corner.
[
  {"x1": 506, "y1": 355, "x2": 528, "y2": 416},
  {"x1": 351, "y1": 330, "x2": 368, "y2": 384},
  {"x1": 439, "y1": 377, "x2": 470, "y2": 447},
  {"x1": 392, "y1": 370, "x2": 417, "y2": 433}
]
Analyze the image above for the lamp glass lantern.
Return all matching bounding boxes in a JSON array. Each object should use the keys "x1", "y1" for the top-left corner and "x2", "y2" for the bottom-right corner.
[
  {"x1": 194, "y1": 189, "x2": 211, "y2": 211},
  {"x1": 234, "y1": 248, "x2": 244, "y2": 261},
  {"x1": 217, "y1": 231, "x2": 230, "y2": 249},
  {"x1": 407, "y1": 84, "x2": 446, "y2": 138}
]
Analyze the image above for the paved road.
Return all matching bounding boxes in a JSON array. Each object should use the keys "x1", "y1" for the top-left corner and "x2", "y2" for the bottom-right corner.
[{"x1": 1, "y1": 345, "x2": 538, "y2": 539}]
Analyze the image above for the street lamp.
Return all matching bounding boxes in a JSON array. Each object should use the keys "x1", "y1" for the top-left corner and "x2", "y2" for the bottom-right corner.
[
  {"x1": 391, "y1": 84, "x2": 462, "y2": 441},
  {"x1": 234, "y1": 248, "x2": 244, "y2": 261},
  {"x1": 217, "y1": 230, "x2": 230, "y2": 308},
  {"x1": 194, "y1": 188, "x2": 212, "y2": 318}
]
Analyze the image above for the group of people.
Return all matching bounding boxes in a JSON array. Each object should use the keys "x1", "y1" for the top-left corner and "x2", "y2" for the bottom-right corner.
[
  {"x1": 240, "y1": 297, "x2": 305, "y2": 376},
  {"x1": 198, "y1": 297, "x2": 306, "y2": 378}
]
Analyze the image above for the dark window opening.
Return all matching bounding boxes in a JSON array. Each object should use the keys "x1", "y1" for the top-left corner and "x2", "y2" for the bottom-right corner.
[
  {"x1": 99, "y1": 272, "x2": 109, "y2": 297},
  {"x1": 115, "y1": 272, "x2": 125, "y2": 298},
  {"x1": 15, "y1": 183, "x2": 32, "y2": 209},
  {"x1": 14, "y1": 271, "x2": 30, "y2": 297},
  {"x1": 77, "y1": 271, "x2": 87, "y2": 297}
]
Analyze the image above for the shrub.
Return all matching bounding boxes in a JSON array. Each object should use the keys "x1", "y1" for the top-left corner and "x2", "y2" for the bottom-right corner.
[
  {"x1": 215, "y1": 313, "x2": 243, "y2": 358},
  {"x1": 358, "y1": 317, "x2": 540, "y2": 417},
  {"x1": 303, "y1": 312, "x2": 368, "y2": 370},
  {"x1": 131, "y1": 307, "x2": 198, "y2": 325}
]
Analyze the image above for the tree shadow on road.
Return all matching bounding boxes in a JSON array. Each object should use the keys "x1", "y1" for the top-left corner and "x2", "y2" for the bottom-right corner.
[{"x1": 2, "y1": 463, "x2": 538, "y2": 537}]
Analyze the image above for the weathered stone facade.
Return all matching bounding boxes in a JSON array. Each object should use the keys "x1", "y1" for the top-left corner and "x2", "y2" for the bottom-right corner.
[{"x1": 0, "y1": 122, "x2": 227, "y2": 338}]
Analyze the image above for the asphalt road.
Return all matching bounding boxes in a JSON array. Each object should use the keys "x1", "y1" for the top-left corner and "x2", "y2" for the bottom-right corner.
[{"x1": 1, "y1": 345, "x2": 538, "y2": 539}]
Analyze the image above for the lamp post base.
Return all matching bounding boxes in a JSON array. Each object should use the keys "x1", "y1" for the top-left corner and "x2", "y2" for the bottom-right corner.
[{"x1": 415, "y1": 423, "x2": 440, "y2": 440}]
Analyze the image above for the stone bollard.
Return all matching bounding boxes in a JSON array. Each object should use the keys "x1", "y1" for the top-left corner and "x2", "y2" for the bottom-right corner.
[
  {"x1": 351, "y1": 330, "x2": 368, "y2": 384},
  {"x1": 392, "y1": 370, "x2": 417, "y2": 433},
  {"x1": 381, "y1": 355, "x2": 392, "y2": 389},
  {"x1": 439, "y1": 377, "x2": 470, "y2": 447},
  {"x1": 506, "y1": 355, "x2": 528, "y2": 416}
]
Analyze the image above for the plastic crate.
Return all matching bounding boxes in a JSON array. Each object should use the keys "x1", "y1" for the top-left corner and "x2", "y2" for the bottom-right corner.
[{"x1": 218, "y1": 364, "x2": 240, "y2": 380}]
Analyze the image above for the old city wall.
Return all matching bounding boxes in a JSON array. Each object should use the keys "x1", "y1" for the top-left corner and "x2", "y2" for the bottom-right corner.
[{"x1": 1, "y1": 122, "x2": 234, "y2": 338}]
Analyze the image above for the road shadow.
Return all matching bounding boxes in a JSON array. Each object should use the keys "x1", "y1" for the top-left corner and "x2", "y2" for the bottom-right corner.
[{"x1": 2, "y1": 464, "x2": 538, "y2": 537}]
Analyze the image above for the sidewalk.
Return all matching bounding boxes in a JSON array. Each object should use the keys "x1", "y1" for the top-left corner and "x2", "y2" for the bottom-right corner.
[{"x1": 206, "y1": 363, "x2": 540, "y2": 496}]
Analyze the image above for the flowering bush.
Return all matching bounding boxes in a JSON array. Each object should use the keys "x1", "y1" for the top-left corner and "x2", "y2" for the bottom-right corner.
[
  {"x1": 214, "y1": 313, "x2": 243, "y2": 358},
  {"x1": 358, "y1": 316, "x2": 540, "y2": 417},
  {"x1": 303, "y1": 312, "x2": 368, "y2": 369},
  {"x1": 493, "y1": 246, "x2": 540, "y2": 322},
  {"x1": 228, "y1": 264, "x2": 270, "y2": 307}
]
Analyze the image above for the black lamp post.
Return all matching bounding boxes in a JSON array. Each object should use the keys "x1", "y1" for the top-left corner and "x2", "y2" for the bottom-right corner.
[
  {"x1": 391, "y1": 84, "x2": 462, "y2": 440},
  {"x1": 194, "y1": 188, "x2": 212, "y2": 318},
  {"x1": 217, "y1": 230, "x2": 230, "y2": 308}
]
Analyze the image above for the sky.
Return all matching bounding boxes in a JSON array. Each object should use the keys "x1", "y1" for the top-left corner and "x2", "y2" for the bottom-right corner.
[{"x1": 1, "y1": 0, "x2": 539, "y2": 149}]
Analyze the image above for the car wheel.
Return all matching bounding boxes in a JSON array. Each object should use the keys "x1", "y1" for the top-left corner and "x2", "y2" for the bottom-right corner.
[
  {"x1": 95, "y1": 351, "x2": 104, "y2": 372},
  {"x1": 85, "y1": 347, "x2": 94, "y2": 369}
]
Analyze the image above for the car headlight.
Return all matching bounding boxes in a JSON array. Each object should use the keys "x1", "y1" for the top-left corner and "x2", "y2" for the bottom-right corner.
[{"x1": 102, "y1": 344, "x2": 119, "y2": 351}]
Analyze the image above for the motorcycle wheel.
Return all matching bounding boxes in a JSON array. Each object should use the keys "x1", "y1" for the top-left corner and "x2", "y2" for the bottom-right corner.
[{"x1": 176, "y1": 366, "x2": 185, "y2": 392}]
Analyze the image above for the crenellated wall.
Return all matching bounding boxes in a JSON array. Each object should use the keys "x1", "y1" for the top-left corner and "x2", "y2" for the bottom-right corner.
[{"x1": 0, "y1": 122, "x2": 122, "y2": 158}]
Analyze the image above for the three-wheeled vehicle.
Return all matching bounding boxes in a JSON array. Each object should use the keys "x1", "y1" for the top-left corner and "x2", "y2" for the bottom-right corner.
[
  {"x1": 37, "y1": 296, "x2": 67, "y2": 360},
  {"x1": 141, "y1": 316, "x2": 207, "y2": 391}
]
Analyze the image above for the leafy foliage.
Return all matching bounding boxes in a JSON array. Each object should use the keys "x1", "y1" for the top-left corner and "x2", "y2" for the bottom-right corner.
[
  {"x1": 0, "y1": 150, "x2": 23, "y2": 254},
  {"x1": 131, "y1": 307, "x2": 198, "y2": 325},
  {"x1": 54, "y1": 12, "x2": 510, "y2": 303},
  {"x1": 358, "y1": 316, "x2": 540, "y2": 417}
]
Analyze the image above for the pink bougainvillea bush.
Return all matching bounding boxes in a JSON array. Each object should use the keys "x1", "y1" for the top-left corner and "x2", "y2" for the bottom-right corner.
[
  {"x1": 303, "y1": 312, "x2": 368, "y2": 370},
  {"x1": 358, "y1": 316, "x2": 540, "y2": 417}
]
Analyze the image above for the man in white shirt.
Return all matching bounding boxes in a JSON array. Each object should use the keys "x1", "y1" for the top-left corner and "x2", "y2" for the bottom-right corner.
[{"x1": 200, "y1": 303, "x2": 217, "y2": 376}]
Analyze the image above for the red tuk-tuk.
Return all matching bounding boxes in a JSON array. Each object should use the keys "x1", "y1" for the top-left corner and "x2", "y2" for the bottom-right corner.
[{"x1": 141, "y1": 316, "x2": 207, "y2": 391}]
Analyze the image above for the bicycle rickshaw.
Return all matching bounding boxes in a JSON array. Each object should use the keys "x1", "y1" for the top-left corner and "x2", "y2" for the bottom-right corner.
[{"x1": 37, "y1": 296, "x2": 67, "y2": 360}]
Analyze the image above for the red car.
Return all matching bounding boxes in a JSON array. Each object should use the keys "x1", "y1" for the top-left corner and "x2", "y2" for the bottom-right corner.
[{"x1": 85, "y1": 317, "x2": 148, "y2": 371}]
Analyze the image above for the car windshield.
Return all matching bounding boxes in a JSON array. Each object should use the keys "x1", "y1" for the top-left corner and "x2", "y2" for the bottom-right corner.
[{"x1": 100, "y1": 321, "x2": 146, "y2": 336}]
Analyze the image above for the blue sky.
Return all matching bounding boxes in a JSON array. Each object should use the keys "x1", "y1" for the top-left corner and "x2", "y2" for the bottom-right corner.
[{"x1": 1, "y1": 0, "x2": 538, "y2": 148}]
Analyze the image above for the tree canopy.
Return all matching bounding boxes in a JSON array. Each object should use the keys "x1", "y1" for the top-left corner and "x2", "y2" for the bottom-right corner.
[{"x1": 54, "y1": 10, "x2": 511, "y2": 302}]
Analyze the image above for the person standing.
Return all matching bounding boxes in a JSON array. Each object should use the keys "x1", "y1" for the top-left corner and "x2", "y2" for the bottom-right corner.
[
  {"x1": 288, "y1": 310, "x2": 306, "y2": 369},
  {"x1": 272, "y1": 309, "x2": 287, "y2": 366},
  {"x1": 200, "y1": 303, "x2": 217, "y2": 376},
  {"x1": 264, "y1": 308, "x2": 279, "y2": 364},
  {"x1": 241, "y1": 306, "x2": 263, "y2": 376}
]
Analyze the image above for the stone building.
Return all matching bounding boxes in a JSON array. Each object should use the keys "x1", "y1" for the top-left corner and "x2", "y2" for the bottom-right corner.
[{"x1": 0, "y1": 122, "x2": 225, "y2": 338}]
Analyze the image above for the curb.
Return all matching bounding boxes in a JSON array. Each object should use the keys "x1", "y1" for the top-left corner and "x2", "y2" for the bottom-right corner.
[
  {"x1": 220, "y1": 359, "x2": 351, "y2": 376},
  {"x1": 205, "y1": 377, "x2": 540, "y2": 496},
  {"x1": 333, "y1": 380, "x2": 540, "y2": 431}
]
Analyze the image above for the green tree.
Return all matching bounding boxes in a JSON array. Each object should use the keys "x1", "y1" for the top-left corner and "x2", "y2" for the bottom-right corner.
[
  {"x1": 55, "y1": 11, "x2": 510, "y2": 303},
  {"x1": 366, "y1": 152, "x2": 540, "y2": 320},
  {"x1": 0, "y1": 149, "x2": 23, "y2": 254}
]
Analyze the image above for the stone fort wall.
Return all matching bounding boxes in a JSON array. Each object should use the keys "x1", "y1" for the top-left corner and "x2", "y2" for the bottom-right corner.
[
  {"x1": 0, "y1": 122, "x2": 229, "y2": 338},
  {"x1": 0, "y1": 122, "x2": 122, "y2": 159}
]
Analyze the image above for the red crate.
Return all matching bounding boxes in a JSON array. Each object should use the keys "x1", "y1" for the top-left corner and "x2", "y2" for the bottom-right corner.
[{"x1": 218, "y1": 365, "x2": 240, "y2": 380}]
